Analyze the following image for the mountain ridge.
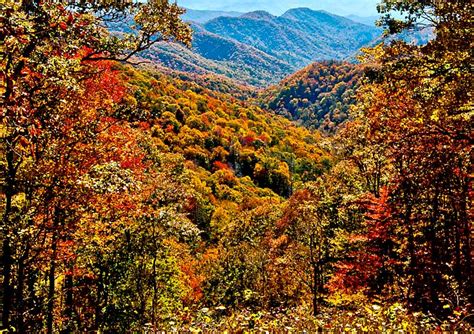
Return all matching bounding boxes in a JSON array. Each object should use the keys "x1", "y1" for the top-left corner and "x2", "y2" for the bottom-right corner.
[
  {"x1": 135, "y1": 7, "x2": 381, "y2": 86},
  {"x1": 176, "y1": 0, "x2": 381, "y2": 16},
  {"x1": 202, "y1": 8, "x2": 380, "y2": 67}
]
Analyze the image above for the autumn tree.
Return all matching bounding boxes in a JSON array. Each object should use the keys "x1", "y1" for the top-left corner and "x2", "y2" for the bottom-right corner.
[
  {"x1": 1, "y1": 0, "x2": 191, "y2": 331},
  {"x1": 271, "y1": 181, "x2": 336, "y2": 316},
  {"x1": 333, "y1": 0, "x2": 473, "y2": 317}
]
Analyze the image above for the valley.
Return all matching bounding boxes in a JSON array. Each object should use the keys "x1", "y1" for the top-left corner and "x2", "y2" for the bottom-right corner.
[{"x1": 1, "y1": 1, "x2": 472, "y2": 332}]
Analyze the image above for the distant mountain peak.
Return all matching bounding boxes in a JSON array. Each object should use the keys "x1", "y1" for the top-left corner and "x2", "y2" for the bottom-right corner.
[
  {"x1": 132, "y1": 7, "x2": 381, "y2": 87},
  {"x1": 281, "y1": 7, "x2": 356, "y2": 25},
  {"x1": 282, "y1": 7, "x2": 328, "y2": 18},
  {"x1": 283, "y1": 7, "x2": 322, "y2": 14},
  {"x1": 240, "y1": 10, "x2": 276, "y2": 20},
  {"x1": 346, "y1": 14, "x2": 379, "y2": 27}
]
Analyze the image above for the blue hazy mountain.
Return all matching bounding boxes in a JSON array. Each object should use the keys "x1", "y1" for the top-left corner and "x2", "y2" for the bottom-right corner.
[
  {"x1": 201, "y1": 8, "x2": 380, "y2": 67},
  {"x1": 139, "y1": 8, "x2": 381, "y2": 86},
  {"x1": 141, "y1": 22, "x2": 295, "y2": 87},
  {"x1": 176, "y1": 0, "x2": 380, "y2": 16}
]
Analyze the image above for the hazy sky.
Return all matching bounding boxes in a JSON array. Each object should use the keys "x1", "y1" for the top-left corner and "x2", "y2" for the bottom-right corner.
[{"x1": 176, "y1": 0, "x2": 381, "y2": 16}]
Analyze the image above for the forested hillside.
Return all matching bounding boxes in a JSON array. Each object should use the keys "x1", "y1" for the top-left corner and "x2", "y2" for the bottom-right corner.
[
  {"x1": 139, "y1": 8, "x2": 380, "y2": 86},
  {"x1": 1, "y1": 0, "x2": 472, "y2": 332},
  {"x1": 260, "y1": 61, "x2": 363, "y2": 132},
  {"x1": 201, "y1": 8, "x2": 380, "y2": 67},
  {"x1": 141, "y1": 23, "x2": 295, "y2": 87},
  {"x1": 120, "y1": 66, "x2": 329, "y2": 198}
]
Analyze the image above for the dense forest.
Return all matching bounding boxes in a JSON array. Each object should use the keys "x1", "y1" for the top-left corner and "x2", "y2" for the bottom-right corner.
[
  {"x1": 260, "y1": 61, "x2": 363, "y2": 132},
  {"x1": 1, "y1": 0, "x2": 473, "y2": 332}
]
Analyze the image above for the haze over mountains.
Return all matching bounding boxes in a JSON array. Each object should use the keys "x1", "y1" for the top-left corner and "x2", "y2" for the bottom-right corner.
[
  {"x1": 182, "y1": 8, "x2": 243, "y2": 23},
  {"x1": 176, "y1": 0, "x2": 380, "y2": 16},
  {"x1": 346, "y1": 15, "x2": 379, "y2": 26},
  {"x1": 141, "y1": 8, "x2": 381, "y2": 86}
]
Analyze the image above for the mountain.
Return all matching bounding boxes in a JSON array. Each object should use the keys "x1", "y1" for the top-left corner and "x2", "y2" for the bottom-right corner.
[
  {"x1": 182, "y1": 8, "x2": 243, "y2": 23},
  {"x1": 137, "y1": 8, "x2": 380, "y2": 87},
  {"x1": 203, "y1": 8, "x2": 381, "y2": 68},
  {"x1": 177, "y1": 0, "x2": 380, "y2": 16},
  {"x1": 397, "y1": 27, "x2": 435, "y2": 45},
  {"x1": 141, "y1": 23, "x2": 295, "y2": 87},
  {"x1": 260, "y1": 61, "x2": 364, "y2": 132}
]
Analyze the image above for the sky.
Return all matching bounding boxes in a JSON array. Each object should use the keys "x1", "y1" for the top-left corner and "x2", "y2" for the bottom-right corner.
[{"x1": 176, "y1": 0, "x2": 381, "y2": 17}]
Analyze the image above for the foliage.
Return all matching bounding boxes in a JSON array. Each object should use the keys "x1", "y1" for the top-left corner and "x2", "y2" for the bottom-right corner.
[
  {"x1": 326, "y1": 0, "x2": 473, "y2": 325},
  {"x1": 0, "y1": 0, "x2": 472, "y2": 332},
  {"x1": 174, "y1": 303, "x2": 467, "y2": 332},
  {"x1": 261, "y1": 61, "x2": 363, "y2": 132},
  {"x1": 0, "y1": 0, "x2": 191, "y2": 331}
]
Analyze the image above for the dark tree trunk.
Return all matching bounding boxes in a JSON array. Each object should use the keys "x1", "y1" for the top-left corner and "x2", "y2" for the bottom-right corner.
[
  {"x1": 2, "y1": 146, "x2": 15, "y2": 330},
  {"x1": 62, "y1": 262, "x2": 74, "y2": 334},
  {"x1": 95, "y1": 267, "x2": 106, "y2": 331},
  {"x1": 46, "y1": 219, "x2": 59, "y2": 334},
  {"x1": 2, "y1": 240, "x2": 13, "y2": 330},
  {"x1": 405, "y1": 203, "x2": 417, "y2": 303},
  {"x1": 312, "y1": 263, "x2": 321, "y2": 317},
  {"x1": 16, "y1": 254, "x2": 26, "y2": 333}
]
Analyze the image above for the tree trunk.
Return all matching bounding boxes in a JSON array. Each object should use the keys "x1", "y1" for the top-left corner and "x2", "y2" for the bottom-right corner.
[
  {"x1": 405, "y1": 202, "x2": 417, "y2": 303},
  {"x1": 94, "y1": 269, "x2": 103, "y2": 332},
  {"x1": 2, "y1": 146, "x2": 15, "y2": 330},
  {"x1": 46, "y1": 220, "x2": 59, "y2": 334},
  {"x1": 16, "y1": 255, "x2": 26, "y2": 333},
  {"x1": 2, "y1": 239, "x2": 13, "y2": 330},
  {"x1": 62, "y1": 262, "x2": 74, "y2": 334},
  {"x1": 312, "y1": 263, "x2": 319, "y2": 317}
]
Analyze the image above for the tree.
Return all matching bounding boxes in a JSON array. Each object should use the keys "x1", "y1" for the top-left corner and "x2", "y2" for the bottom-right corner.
[
  {"x1": 339, "y1": 0, "x2": 474, "y2": 315},
  {"x1": 274, "y1": 182, "x2": 334, "y2": 316},
  {"x1": 1, "y1": 0, "x2": 191, "y2": 331}
]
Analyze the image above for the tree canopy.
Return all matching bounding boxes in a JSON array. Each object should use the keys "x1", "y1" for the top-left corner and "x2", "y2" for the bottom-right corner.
[{"x1": 1, "y1": 0, "x2": 472, "y2": 331}]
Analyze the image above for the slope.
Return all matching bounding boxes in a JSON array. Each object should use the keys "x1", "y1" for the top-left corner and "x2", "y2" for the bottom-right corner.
[
  {"x1": 138, "y1": 8, "x2": 380, "y2": 86},
  {"x1": 141, "y1": 22, "x2": 295, "y2": 87},
  {"x1": 203, "y1": 8, "x2": 381, "y2": 67},
  {"x1": 120, "y1": 64, "x2": 330, "y2": 200},
  {"x1": 260, "y1": 61, "x2": 364, "y2": 132}
]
